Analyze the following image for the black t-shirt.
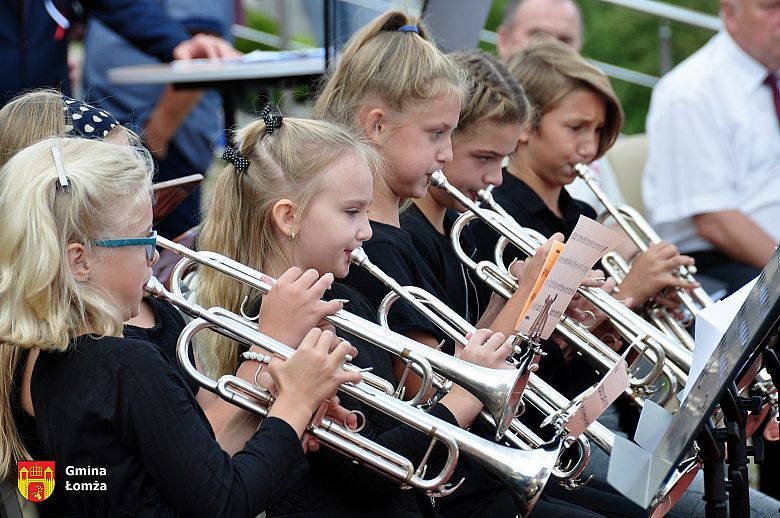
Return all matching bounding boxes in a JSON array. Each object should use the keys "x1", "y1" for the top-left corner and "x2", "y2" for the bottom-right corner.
[
  {"x1": 492, "y1": 169, "x2": 596, "y2": 239},
  {"x1": 342, "y1": 220, "x2": 523, "y2": 517},
  {"x1": 10, "y1": 297, "x2": 198, "y2": 517},
  {"x1": 472, "y1": 169, "x2": 601, "y2": 397},
  {"x1": 124, "y1": 296, "x2": 198, "y2": 395},
  {"x1": 401, "y1": 205, "x2": 490, "y2": 326},
  {"x1": 262, "y1": 282, "x2": 457, "y2": 518},
  {"x1": 472, "y1": 169, "x2": 596, "y2": 271},
  {"x1": 342, "y1": 220, "x2": 450, "y2": 350},
  {"x1": 30, "y1": 334, "x2": 307, "y2": 518}
]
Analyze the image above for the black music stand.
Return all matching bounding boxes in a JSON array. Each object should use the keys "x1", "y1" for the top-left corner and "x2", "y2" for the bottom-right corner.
[{"x1": 607, "y1": 246, "x2": 780, "y2": 515}]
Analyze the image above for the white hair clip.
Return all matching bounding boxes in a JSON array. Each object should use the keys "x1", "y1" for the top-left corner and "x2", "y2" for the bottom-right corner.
[{"x1": 51, "y1": 144, "x2": 70, "y2": 192}]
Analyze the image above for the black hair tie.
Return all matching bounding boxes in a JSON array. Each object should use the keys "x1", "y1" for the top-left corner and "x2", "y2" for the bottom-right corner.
[
  {"x1": 222, "y1": 145, "x2": 250, "y2": 173},
  {"x1": 260, "y1": 103, "x2": 283, "y2": 135}
]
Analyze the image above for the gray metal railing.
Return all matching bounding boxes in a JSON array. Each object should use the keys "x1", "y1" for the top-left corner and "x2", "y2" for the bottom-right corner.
[
  {"x1": 593, "y1": 0, "x2": 720, "y2": 31},
  {"x1": 479, "y1": 29, "x2": 660, "y2": 88}
]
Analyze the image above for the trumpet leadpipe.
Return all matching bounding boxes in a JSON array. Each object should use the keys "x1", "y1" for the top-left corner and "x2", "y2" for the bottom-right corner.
[
  {"x1": 157, "y1": 236, "x2": 527, "y2": 440},
  {"x1": 149, "y1": 277, "x2": 561, "y2": 513}
]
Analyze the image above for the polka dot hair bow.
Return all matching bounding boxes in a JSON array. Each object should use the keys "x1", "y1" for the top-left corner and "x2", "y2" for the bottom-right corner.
[
  {"x1": 61, "y1": 95, "x2": 120, "y2": 139},
  {"x1": 222, "y1": 145, "x2": 250, "y2": 173},
  {"x1": 260, "y1": 103, "x2": 283, "y2": 135}
]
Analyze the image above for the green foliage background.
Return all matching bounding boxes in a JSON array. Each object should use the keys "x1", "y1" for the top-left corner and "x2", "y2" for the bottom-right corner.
[{"x1": 482, "y1": 0, "x2": 720, "y2": 134}]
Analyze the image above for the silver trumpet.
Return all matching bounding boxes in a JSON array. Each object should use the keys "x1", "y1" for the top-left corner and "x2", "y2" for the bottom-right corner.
[
  {"x1": 146, "y1": 276, "x2": 562, "y2": 514},
  {"x1": 449, "y1": 210, "x2": 670, "y2": 406},
  {"x1": 470, "y1": 181, "x2": 692, "y2": 392},
  {"x1": 573, "y1": 163, "x2": 712, "y2": 316},
  {"x1": 573, "y1": 164, "x2": 702, "y2": 352},
  {"x1": 429, "y1": 170, "x2": 679, "y2": 403},
  {"x1": 348, "y1": 245, "x2": 620, "y2": 487},
  {"x1": 156, "y1": 235, "x2": 527, "y2": 442},
  {"x1": 572, "y1": 163, "x2": 778, "y2": 418},
  {"x1": 445, "y1": 179, "x2": 708, "y2": 513}
]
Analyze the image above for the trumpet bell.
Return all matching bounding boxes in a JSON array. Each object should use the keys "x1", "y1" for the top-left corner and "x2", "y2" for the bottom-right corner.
[{"x1": 500, "y1": 437, "x2": 564, "y2": 515}]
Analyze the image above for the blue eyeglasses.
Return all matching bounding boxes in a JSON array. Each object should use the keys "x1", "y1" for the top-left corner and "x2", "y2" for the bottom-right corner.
[{"x1": 92, "y1": 230, "x2": 158, "y2": 262}]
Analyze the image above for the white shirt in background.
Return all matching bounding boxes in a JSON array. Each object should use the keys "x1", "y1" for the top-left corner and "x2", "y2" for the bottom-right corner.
[{"x1": 642, "y1": 31, "x2": 780, "y2": 254}]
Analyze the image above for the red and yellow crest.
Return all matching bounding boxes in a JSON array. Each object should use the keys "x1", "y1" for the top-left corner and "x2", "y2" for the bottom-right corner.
[{"x1": 17, "y1": 461, "x2": 55, "y2": 502}]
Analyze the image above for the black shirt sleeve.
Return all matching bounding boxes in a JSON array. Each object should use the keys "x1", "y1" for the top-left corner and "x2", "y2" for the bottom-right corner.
[
  {"x1": 32, "y1": 337, "x2": 307, "y2": 518},
  {"x1": 113, "y1": 343, "x2": 307, "y2": 517}
]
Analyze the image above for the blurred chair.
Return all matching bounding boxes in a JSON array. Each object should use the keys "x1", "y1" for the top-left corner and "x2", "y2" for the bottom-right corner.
[{"x1": 605, "y1": 133, "x2": 648, "y2": 216}]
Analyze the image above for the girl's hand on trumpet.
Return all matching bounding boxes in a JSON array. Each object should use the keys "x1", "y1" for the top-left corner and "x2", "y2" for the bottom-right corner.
[
  {"x1": 302, "y1": 396, "x2": 360, "y2": 453},
  {"x1": 564, "y1": 269, "x2": 610, "y2": 324},
  {"x1": 268, "y1": 328, "x2": 361, "y2": 441},
  {"x1": 457, "y1": 328, "x2": 515, "y2": 370},
  {"x1": 259, "y1": 267, "x2": 343, "y2": 348},
  {"x1": 439, "y1": 329, "x2": 515, "y2": 428}
]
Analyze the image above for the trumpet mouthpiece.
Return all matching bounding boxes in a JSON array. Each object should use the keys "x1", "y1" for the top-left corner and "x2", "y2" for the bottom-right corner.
[
  {"x1": 429, "y1": 170, "x2": 446, "y2": 187},
  {"x1": 145, "y1": 276, "x2": 165, "y2": 296},
  {"x1": 573, "y1": 164, "x2": 590, "y2": 178},
  {"x1": 349, "y1": 247, "x2": 369, "y2": 266}
]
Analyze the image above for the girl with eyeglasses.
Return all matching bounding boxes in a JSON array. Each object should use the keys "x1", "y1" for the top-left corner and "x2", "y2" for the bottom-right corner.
[{"x1": 0, "y1": 136, "x2": 360, "y2": 516}]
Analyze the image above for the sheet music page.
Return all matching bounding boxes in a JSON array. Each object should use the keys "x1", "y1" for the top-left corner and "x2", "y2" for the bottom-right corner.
[
  {"x1": 567, "y1": 347, "x2": 631, "y2": 437},
  {"x1": 679, "y1": 277, "x2": 758, "y2": 403},
  {"x1": 518, "y1": 216, "x2": 624, "y2": 339}
]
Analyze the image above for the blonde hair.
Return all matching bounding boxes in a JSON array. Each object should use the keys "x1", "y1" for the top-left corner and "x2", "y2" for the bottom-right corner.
[
  {"x1": 197, "y1": 115, "x2": 381, "y2": 379},
  {"x1": 0, "y1": 136, "x2": 153, "y2": 479},
  {"x1": 0, "y1": 89, "x2": 135, "y2": 167},
  {"x1": 506, "y1": 36, "x2": 623, "y2": 158},
  {"x1": 449, "y1": 49, "x2": 532, "y2": 136},
  {"x1": 313, "y1": 10, "x2": 467, "y2": 131}
]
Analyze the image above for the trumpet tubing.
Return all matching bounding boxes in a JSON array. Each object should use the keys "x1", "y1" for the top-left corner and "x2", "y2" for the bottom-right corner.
[
  {"x1": 157, "y1": 235, "x2": 528, "y2": 446},
  {"x1": 573, "y1": 163, "x2": 712, "y2": 315},
  {"x1": 350, "y1": 248, "x2": 535, "y2": 440},
  {"x1": 147, "y1": 277, "x2": 561, "y2": 514},
  {"x1": 347, "y1": 235, "x2": 629, "y2": 480},
  {"x1": 449, "y1": 210, "x2": 669, "y2": 401},
  {"x1": 432, "y1": 171, "x2": 680, "y2": 399}
]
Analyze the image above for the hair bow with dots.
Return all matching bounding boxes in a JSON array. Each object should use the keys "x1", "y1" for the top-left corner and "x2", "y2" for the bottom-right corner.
[
  {"x1": 260, "y1": 103, "x2": 283, "y2": 135},
  {"x1": 61, "y1": 95, "x2": 120, "y2": 139},
  {"x1": 222, "y1": 145, "x2": 250, "y2": 173}
]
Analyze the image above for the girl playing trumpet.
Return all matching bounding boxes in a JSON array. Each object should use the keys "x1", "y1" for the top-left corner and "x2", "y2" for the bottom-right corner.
[
  {"x1": 401, "y1": 47, "x2": 664, "y2": 518},
  {"x1": 0, "y1": 136, "x2": 358, "y2": 516},
  {"x1": 314, "y1": 10, "x2": 606, "y2": 518},
  {"x1": 196, "y1": 106, "x2": 512, "y2": 517}
]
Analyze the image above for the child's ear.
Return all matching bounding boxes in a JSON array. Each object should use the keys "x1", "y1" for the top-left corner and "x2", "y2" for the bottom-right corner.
[
  {"x1": 362, "y1": 107, "x2": 386, "y2": 147},
  {"x1": 271, "y1": 199, "x2": 298, "y2": 238},
  {"x1": 67, "y1": 243, "x2": 91, "y2": 282},
  {"x1": 518, "y1": 124, "x2": 532, "y2": 145}
]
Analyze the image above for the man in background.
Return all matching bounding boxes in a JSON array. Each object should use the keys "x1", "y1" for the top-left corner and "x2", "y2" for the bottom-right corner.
[
  {"x1": 496, "y1": 0, "x2": 584, "y2": 58},
  {"x1": 643, "y1": 0, "x2": 780, "y2": 296}
]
